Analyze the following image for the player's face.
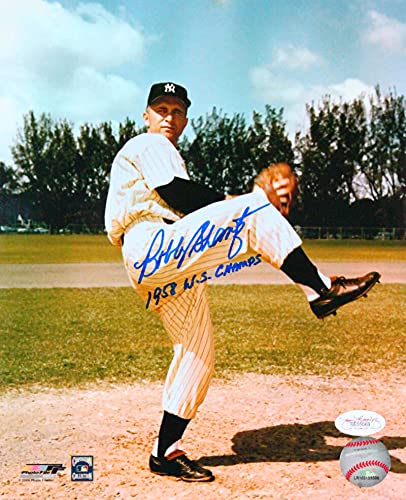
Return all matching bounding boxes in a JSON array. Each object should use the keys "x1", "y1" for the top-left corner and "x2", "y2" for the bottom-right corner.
[{"x1": 143, "y1": 97, "x2": 188, "y2": 145}]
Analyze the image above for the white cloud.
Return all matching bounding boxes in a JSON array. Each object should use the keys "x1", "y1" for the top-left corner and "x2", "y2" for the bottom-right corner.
[
  {"x1": 290, "y1": 78, "x2": 374, "y2": 134},
  {"x1": 271, "y1": 45, "x2": 323, "y2": 70},
  {"x1": 0, "y1": 0, "x2": 146, "y2": 164},
  {"x1": 249, "y1": 66, "x2": 305, "y2": 103},
  {"x1": 0, "y1": 1, "x2": 144, "y2": 75},
  {"x1": 0, "y1": 97, "x2": 25, "y2": 158},
  {"x1": 321, "y1": 79, "x2": 373, "y2": 102},
  {"x1": 54, "y1": 68, "x2": 141, "y2": 122},
  {"x1": 364, "y1": 10, "x2": 406, "y2": 53},
  {"x1": 250, "y1": 68, "x2": 372, "y2": 105},
  {"x1": 249, "y1": 45, "x2": 323, "y2": 122},
  {"x1": 250, "y1": 63, "x2": 374, "y2": 135}
]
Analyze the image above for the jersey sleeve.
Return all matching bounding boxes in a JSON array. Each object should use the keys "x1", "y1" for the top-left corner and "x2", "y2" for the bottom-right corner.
[
  {"x1": 136, "y1": 134, "x2": 189, "y2": 189},
  {"x1": 104, "y1": 133, "x2": 190, "y2": 246},
  {"x1": 156, "y1": 177, "x2": 225, "y2": 214}
]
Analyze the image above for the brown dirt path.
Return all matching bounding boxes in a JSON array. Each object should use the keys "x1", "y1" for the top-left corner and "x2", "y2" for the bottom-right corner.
[
  {"x1": 0, "y1": 372, "x2": 405, "y2": 499},
  {"x1": 0, "y1": 261, "x2": 405, "y2": 288}
]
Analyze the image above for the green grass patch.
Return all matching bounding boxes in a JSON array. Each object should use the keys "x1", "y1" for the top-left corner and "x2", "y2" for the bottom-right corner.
[
  {"x1": 0, "y1": 234, "x2": 405, "y2": 264},
  {"x1": 302, "y1": 239, "x2": 405, "y2": 262},
  {"x1": 0, "y1": 285, "x2": 404, "y2": 392},
  {"x1": 0, "y1": 234, "x2": 121, "y2": 264}
]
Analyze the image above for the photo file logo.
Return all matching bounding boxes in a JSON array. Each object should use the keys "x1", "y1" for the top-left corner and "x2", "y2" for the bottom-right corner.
[{"x1": 20, "y1": 464, "x2": 66, "y2": 481}]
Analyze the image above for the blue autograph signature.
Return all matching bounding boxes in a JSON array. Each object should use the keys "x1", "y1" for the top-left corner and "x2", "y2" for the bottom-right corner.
[
  {"x1": 145, "y1": 254, "x2": 262, "y2": 309},
  {"x1": 134, "y1": 203, "x2": 270, "y2": 284}
]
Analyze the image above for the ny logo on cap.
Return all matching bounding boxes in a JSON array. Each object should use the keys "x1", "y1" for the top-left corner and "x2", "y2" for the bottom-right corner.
[{"x1": 164, "y1": 83, "x2": 176, "y2": 93}]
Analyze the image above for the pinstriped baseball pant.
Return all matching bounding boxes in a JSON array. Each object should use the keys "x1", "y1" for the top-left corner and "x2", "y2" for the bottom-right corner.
[{"x1": 123, "y1": 190, "x2": 302, "y2": 419}]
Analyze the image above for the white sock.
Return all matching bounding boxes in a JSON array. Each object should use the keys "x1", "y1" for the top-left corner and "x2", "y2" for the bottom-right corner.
[
  {"x1": 318, "y1": 271, "x2": 331, "y2": 289},
  {"x1": 300, "y1": 271, "x2": 331, "y2": 302},
  {"x1": 151, "y1": 438, "x2": 181, "y2": 458}
]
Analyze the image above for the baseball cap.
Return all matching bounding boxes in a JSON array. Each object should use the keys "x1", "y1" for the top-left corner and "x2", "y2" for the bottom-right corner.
[{"x1": 147, "y1": 82, "x2": 191, "y2": 109}]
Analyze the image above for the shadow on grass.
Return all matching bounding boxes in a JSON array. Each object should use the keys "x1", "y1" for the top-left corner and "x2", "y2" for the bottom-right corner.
[{"x1": 199, "y1": 421, "x2": 406, "y2": 473}]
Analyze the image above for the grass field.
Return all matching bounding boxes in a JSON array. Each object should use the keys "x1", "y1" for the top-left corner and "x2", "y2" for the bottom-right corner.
[
  {"x1": 1, "y1": 234, "x2": 404, "y2": 393},
  {"x1": 0, "y1": 234, "x2": 120, "y2": 264},
  {"x1": 0, "y1": 285, "x2": 404, "y2": 392},
  {"x1": 0, "y1": 234, "x2": 405, "y2": 263}
]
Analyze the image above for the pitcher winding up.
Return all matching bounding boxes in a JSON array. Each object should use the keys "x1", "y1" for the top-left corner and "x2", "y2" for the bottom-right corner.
[{"x1": 104, "y1": 82, "x2": 380, "y2": 482}]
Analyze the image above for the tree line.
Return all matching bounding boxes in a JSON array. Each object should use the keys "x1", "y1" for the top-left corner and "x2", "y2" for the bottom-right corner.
[{"x1": 0, "y1": 86, "x2": 404, "y2": 230}]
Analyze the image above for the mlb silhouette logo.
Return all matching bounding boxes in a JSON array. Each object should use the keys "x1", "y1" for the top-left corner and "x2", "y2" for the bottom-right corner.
[{"x1": 71, "y1": 456, "x2": 93, "y2": 481}]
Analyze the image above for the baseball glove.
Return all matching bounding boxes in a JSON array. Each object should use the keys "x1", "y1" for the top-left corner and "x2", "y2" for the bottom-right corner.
[{"x1": 253, "y1": 162, "x2": 297, "y2": 217}]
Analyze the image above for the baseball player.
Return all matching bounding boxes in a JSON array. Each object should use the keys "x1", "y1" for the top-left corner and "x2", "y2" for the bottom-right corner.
[{"x1": 105, "y1": 82, "x2": 380, "y2": 482}]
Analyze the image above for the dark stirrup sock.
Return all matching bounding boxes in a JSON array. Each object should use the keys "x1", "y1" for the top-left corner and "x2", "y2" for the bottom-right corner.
[
  {"x1": 281, "y1": 246, "x2": 328, "y2": 295},
  {"x1": 157, "y1": 411, "x2": 191, "y2": 458}
]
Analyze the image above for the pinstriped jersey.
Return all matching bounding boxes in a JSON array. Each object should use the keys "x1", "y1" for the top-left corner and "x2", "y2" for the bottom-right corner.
[{"x1": 105, "y1": 133, "x2": 189, "y2": 246}]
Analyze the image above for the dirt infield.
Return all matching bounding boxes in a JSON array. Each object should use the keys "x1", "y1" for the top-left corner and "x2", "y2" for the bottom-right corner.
[
  {"x1": 1, "y1": 261, "x2": 405, "y2": 287},
  {"x1": 0, "y1": 372, "x2": 405, "y2": 499}
]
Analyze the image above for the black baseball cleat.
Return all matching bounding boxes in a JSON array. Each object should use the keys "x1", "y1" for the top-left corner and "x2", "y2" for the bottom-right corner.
[
  {"x1": 310, "y1": 272, "x2": 381, "y2": 319},
  {"x1": 149, "y1": 451, "x2": 215, "y2": 482}
]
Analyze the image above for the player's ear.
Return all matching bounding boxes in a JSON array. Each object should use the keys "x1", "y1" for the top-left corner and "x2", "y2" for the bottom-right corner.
[{"x1": 143, "y1": 109, "x2": 150, "y2": 129}]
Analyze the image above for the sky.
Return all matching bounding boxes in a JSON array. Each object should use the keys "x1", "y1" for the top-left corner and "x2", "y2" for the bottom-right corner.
[{"x1": 1, "y1": 0, "x2": 406, "y2": 165}]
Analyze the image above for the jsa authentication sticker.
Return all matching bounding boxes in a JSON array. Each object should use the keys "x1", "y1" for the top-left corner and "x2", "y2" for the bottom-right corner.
[{"x1": 335, "y1": 410, "x2": 386, "y2": 436}]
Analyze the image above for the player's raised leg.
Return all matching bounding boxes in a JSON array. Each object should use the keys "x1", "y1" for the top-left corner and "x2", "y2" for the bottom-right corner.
[{"x1": 124, "y1": 190, "x2": 380, "y2": 319}]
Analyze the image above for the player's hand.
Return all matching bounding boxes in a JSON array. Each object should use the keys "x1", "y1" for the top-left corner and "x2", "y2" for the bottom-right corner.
[{"x1": 253, "y1": 162, "x2": 297, "y2": 217}]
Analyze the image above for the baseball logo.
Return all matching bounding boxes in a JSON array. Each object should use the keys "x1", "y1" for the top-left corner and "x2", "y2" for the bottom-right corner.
[{"x1": 340, "y1": 436, "x2": 391, "y2": 488}]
